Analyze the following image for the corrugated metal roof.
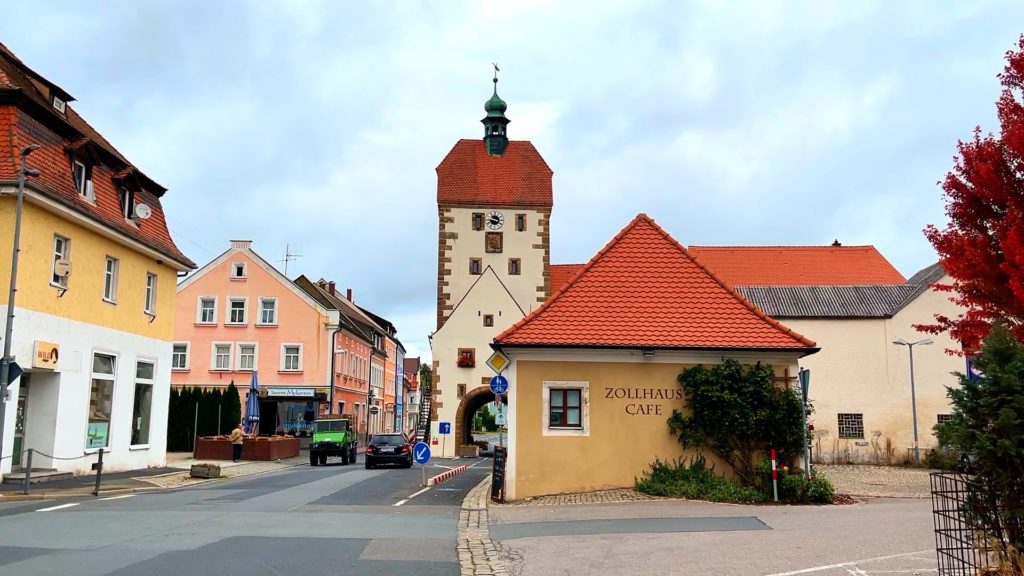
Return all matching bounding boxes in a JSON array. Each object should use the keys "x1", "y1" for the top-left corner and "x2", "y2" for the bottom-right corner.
[{"x1": 735, "y1": 285, "x2": 922, "y2": 318}]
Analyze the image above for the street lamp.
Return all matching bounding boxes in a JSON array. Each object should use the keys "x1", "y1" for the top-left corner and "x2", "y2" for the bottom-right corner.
[
  {"x1": 893, "y1": 337, "x2": 933, "y2": 464},
  {"x1": 0, "y1": 144, "x2": 41, "y2": 467}
]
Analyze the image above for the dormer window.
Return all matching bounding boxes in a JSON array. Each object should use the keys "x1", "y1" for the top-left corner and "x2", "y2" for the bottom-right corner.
[
  {"x1": 73, "y1": 161, "x2": 92, "y2": 199},
  {"x1": 231, "y1": 262, "x2": 247, "y2": 279},
  {"x1": 52, "y1": 95, "x2": 66, "y2": 113},
  {"x1": 119, "y1": 188, "x2": 135, "y2": 219}
]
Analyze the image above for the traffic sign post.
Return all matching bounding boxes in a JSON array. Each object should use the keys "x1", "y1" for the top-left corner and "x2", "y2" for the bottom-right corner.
[
  {"x1": 413, "y1": 441, "x2": 431, "y2": 486},
  {"x1": 486, "y1": 351, "x2": 510, "y2": 374},
  {"x1": 489, "y1": 375, "x2": 508, "y2": 395},
  {"x1": 438, "y1": 422, "x2": 450, "y2": 458}
]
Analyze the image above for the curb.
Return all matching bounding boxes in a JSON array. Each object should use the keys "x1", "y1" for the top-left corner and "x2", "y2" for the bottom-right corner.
[
  {"x1": 428, "y1": 464, "x2": 467, "y2": 486},
  {"x1": 457, "y1": 474, "x2": 508, "y2": 576}
]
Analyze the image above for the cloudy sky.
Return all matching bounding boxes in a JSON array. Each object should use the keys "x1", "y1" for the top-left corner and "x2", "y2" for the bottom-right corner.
[{"x1": 6, "y1": 1, "x2": 1023, "y2": 360}]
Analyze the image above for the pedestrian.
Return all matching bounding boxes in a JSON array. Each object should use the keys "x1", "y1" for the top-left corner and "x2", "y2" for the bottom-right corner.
[{"x1": 230, "y1": 422, "x2": 245, "y2": 462}]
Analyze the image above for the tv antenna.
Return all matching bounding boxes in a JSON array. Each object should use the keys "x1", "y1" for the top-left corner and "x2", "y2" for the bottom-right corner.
[{"x1": 279, "y1": 244, "x2": 303, "y2": 276}]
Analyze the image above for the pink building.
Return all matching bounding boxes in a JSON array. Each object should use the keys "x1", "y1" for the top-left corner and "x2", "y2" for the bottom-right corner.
[{"x1": 172, "y1": 241, "x2": 339, "y2": 436}]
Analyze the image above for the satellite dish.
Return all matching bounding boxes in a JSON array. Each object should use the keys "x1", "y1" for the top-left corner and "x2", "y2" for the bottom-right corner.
[
  {"x1": 54, "y1": 259, "x2": 72, "y2": 278},
  {"x1": 134, "y1": 203, "x2": 152, "y2": 220}
]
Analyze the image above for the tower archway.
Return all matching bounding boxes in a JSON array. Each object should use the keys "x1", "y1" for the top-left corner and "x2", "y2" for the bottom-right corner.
[{"x1": 454, "y1": 385, "x2": 507, "y2": 452}]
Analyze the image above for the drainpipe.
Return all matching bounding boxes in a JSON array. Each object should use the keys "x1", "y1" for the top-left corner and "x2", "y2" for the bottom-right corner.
[{"x1": 328, "y1": 324, "x2": 343, "y2": 415}]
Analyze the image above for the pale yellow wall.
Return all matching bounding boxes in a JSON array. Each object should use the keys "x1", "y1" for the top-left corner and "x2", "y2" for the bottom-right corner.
[
  {"x1": 513, "y1": 359, "x2": 799, "y2": 499},
  {"x1": 783, "y1": 282, "x2": 962, "y2": 462},
  {"x1": 0, "y1": 199, "x2": 177, "y2": 340}
]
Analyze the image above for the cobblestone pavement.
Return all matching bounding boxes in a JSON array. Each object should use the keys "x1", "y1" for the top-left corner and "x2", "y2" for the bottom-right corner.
[
  {"x1": 493, "y1": 488, "x2": 659, "y2": 507},
  {"x1": 816, "y1": 464, "x2": 933, "y2": 498},
  {"x1": 459, "y1": 475, "x2": 508, "y2": 576}
]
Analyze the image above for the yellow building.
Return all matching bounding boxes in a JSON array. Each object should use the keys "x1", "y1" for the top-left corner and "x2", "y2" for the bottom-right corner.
[
  {"x1": 493, "y1": 215, "x2": 817, "y2": 500},
  {"x1": 0, "y1": 43, "x2": 194, "y2": 475}
]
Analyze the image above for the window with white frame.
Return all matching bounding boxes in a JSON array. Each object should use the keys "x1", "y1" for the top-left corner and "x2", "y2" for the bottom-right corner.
[
  {"x1": 73, "y1": 161, "x2": 88, "y2": 195},
  {"x1": 144, "y1": 272, "x2": 157, "y2": 314},
  {"x1": 259, "y1": 297, "x2": 277, "y2": 325},
  {"x1": 131, "y1": 361, "x2": 154, "y2": 445},
  {"x1": 542, "y1": 381, "x2": 589, "y2": 437},
  {"x1": 120, "y1": 188, "x2": 135, "y2": 220},
  {"x1": 238, "y1": 344, "x2": 256, "y2": 371},
  {"x1": 172, "y1": 343, "x2": 189, "y2": 370},
  {"x1": 51, "y1": 234, "x2": 70, "y2": 288},
  {"x1": 231, "y1": 262, "x2": 246, "y2": 279},
  {"x1": 213, "y1": 343, "x2": 232, "y2": 370},
  {"x1": 103, "y1": 256, "x2": 119, "y2": 302},
  {"x1": 198, "y1": 297, "x2": 216, "y2": 324},
  {"x1": 87, "y1": 353, "x2": 116, "y2": 449},
  {"x1": 227, "y1": 298, "x2": 247, "y2": 324},
  {"x1": 282, "y1": 344, "x2": 302, "y2": 371}
]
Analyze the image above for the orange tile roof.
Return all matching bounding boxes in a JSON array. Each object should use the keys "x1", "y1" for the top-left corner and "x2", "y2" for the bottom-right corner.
[
  {"x1": 497, "y1": 214, "x2": 816, "y2": 350},
  {"x1": 687, "y1": 246, "x2": 905, "y2": 286},
  {"x1": 549, "y1": 264, "x2": 584, "y2": 295},
  {"x1": 436, "y1": 139, "x2": 552, "y2": 207}
]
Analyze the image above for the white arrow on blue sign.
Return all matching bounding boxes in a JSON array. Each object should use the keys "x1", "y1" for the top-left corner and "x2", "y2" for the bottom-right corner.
[
  {"x1": 490, "y1": 374, "x2": 509, "y2": 395},
  {"x1": 413, "y1": 441, "x2": 431, "y2": 465}
]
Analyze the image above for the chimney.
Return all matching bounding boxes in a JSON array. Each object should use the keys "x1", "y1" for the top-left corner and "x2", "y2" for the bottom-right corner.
[
  {"x1": 328, "y1": 281, "x2": 336, "y2": 295},
  {"x1": 832, "y1": 239, "x2": 842, "y2": 247},
  {"x1": 346, "y1": 288, "x2": 353, "y2": 301}
]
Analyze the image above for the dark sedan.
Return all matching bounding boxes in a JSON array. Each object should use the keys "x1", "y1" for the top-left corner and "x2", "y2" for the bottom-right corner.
[{"x1": 365, "y1": 433, "x2": 413, "y2": 469}]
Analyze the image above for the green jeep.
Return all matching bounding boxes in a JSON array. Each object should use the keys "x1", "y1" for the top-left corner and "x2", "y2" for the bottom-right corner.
[{"x1": 309, "y1": 417, "x2": 358, "y2": 466}]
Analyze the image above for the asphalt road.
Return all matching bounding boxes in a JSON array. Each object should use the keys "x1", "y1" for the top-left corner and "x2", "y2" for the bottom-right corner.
[{"x1": 0, "y1": 455, "x2": 490, "y2": 576}]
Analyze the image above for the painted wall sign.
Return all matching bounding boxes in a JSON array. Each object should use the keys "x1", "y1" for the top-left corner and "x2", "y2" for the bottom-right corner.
[
  {"x1": 32, "y1": 341, "x2": 59, "y2": 369},
  {"x1": 266, "y1": 387, "x2": 316, "y2": 398},
  {"x1": 604, "y1": 387, "x2": 683, "y2": 416}
]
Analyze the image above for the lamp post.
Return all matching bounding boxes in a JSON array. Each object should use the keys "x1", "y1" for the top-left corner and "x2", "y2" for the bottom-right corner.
[
  {"x1": 0, "y1": 144, "x2": 41, "y2": 467},
  {"x1": 892, "y1": 337, "x2": 933, "y2": 464}
]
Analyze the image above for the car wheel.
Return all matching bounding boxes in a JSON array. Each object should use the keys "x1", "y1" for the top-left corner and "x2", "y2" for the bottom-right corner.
[
  {"x1": 319, "y1": 454, "x2": 328, "y2": 466},
  {"x1": 341, "y1": 451, "x2": 349, "y2": 465},
  {"x1": 365, "y1": 460, "x2": 373, "y2": 469},
  {"x1": 310, "y1": 453, "x2": 318, "y2": 466}
]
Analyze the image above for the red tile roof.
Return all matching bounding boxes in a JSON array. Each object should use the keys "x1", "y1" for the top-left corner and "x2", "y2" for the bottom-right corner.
[
  {"x1": 687, "y1": 246, "x2": 905, "y2": 286},
  {"x1": 549, "y1": 264, "x2": 584, "y2": 295},
  {"x1": 497, "y1": 214, "x2": 816, "y2": 350},
  {"x1": 0, "y1": 42, "x2": 193, "y2": 268},
  {"x1": 436, "y1": 139, "x2": 552, "y2": 207}
]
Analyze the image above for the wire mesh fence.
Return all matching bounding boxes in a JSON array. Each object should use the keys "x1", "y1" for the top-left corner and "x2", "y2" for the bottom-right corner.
[{"x1": 931, "y1": 471, "x2": 1018, "y2": 575}]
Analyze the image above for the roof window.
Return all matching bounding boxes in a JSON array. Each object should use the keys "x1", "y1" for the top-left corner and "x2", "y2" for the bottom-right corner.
[{"x1": 52, "y1": 95, "x2": 66, "y2": 113}]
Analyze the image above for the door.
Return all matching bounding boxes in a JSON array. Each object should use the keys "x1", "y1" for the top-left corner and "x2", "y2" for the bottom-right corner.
[{"x1": 12, "y1": 375, "x2": 29, "y2": 467}]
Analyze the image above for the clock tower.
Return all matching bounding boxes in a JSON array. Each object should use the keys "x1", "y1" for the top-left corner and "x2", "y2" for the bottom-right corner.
[{"x1": 427, "y1": 73, "x2": 554, "y2": 455}]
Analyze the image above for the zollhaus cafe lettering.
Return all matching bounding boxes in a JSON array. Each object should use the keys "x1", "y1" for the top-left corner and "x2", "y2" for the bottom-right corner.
[{"x1": 604, "y1": 387, "x2": 683, "y2": 416}]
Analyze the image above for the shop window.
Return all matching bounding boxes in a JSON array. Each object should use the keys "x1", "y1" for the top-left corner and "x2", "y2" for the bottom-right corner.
[
  {"x1": 508, "y1": 258, "x2": 521, "y2": 275},
  {"x1": 469, "y1": 258, "x2": 482, "y2": 275},
  {"x1": 837, "y1": 413, "x2": 864, "y2": 439},
  {"x1": 515, "y1": 213, "x2": 526, "y2": 231},
  {"x1": 172, "y1": 343, "x2": 189, "y2": 370},
  {"x1": 485, "y1": 232, "x2": 503, "y2": 253},
  {"x1": 472, "y1": 212, "x2": 484, "y2": 231},
  {"x1": 457, "y1": 348, "x2": 475, "y2": 368},
  {"x1": 87, "y1": 353, "x2": 115, "y2": 449},
  {"x1": 483, "y1": 314, "x2": 494, "y2": 327},
  {"x1": 131, "y1": 361, "x2": 154, "y2": 446}
]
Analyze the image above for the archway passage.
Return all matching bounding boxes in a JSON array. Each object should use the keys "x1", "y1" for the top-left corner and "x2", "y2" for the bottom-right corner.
[{"x1": 454, "y1": 385, "x2": 508, "y2": 455}]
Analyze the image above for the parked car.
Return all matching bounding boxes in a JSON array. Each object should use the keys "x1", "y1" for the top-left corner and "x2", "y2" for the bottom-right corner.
[{"x1": 365, "y1": 433, "x2": 413, "y2": 469}]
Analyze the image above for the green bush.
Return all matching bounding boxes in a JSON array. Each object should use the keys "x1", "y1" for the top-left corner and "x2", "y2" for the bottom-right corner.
[
  {"x1": 806, "y1": 476, "x2": 835, "y2": 503},
  {"x1": 753, "y1": 459, "x2": 834, "y2": 503},
  {"x1": 635, "y1": 457, "x2": 767, "y2": 503}
]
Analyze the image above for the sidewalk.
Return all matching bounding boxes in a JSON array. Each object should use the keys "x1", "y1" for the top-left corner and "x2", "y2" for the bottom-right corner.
[{"x1": 0, "y1": 452, "x2": 306, "y2": 501}]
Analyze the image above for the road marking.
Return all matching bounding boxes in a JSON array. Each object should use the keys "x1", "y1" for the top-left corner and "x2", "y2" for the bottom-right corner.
[
  {"x1": 98, "y1": 494, "x2": 136, "y2": 501},
  {"x1": 393, "y1": 486, "x2": 432, "y2": 507},
  {"x1": 36, "y1": 503, "x2": 80, "y2": 512},
  {"x1": 763, "y1": 550, "x2": 934, "y2": 576}
]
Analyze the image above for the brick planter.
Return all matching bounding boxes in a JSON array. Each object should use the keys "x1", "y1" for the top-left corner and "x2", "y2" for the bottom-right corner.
[{"x1": 193, "y1": 436, "x2": 300, "y2": 461}]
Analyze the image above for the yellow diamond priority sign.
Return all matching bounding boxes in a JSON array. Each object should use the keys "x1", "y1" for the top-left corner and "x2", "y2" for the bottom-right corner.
[{"x1": 486, "y1": 350, "x2": 510, "y2": 374}]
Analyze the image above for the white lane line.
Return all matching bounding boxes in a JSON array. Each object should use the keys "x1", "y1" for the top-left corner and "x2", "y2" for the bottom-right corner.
[
  {"x1": 36, "y1": 503, "x2": 80, "y2": 512},
  {"x1": 393, "y1": 486, "x2": 432, "y2": 507},
  {"x1": 763, "y1": 550, "x2": 934, "y2": 576},
  {"x1": 392, "y1": 499, "x2": 409, "y2": 507},
  {"x1": 466, "y1": 460, "x2": 487, "y2": 469},
  {"x1": 98, "y1": 494, "x2": 136, "y2": 501}
]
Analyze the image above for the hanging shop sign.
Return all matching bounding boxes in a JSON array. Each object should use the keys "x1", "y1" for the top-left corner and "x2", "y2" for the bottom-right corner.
[
  {"x1": 266, "y1": 387, "x2": 316, "y2": 398},
  {"x1": 32, "y1": 341, "x2": 59, "y2": 369}
]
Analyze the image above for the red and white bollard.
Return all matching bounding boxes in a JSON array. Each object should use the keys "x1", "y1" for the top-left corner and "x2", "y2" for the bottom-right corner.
[{"x1": 771, "y1": 448, "x2": 779, "y2": 502}]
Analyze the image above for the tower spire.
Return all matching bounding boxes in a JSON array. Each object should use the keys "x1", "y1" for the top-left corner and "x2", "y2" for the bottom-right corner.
[{"x1": 482, "y1": 63, "x2": 509, "y2": 156}]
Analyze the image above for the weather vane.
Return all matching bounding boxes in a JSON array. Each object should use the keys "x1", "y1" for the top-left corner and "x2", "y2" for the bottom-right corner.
[{"x1": 492, "y1": 62, "x2": 500, "y2": 85}]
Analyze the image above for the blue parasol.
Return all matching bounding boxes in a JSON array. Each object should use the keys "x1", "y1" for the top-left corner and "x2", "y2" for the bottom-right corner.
[{"x1": 243, "y1": 370, "x2": 260, "y2": 434}]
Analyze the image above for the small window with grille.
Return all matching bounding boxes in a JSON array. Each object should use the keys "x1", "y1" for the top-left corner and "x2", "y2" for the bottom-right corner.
[{"x1": 837, "y1": 413, "x2": 864, "y2": 439}]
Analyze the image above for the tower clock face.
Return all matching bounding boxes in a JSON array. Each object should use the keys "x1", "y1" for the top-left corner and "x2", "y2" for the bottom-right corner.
[{"x1": 486, "y1": 211, "x2": 504, "y2": 230}]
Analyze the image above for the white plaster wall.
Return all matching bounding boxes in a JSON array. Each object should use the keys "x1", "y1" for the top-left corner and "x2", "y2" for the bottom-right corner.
[
  {"x1": 1, "y1": 305, "x2": 171, "y2": 475},
  {"x1": 783, "y1": 282, "x2": 962, "y2": 463},
  {"x1": 443, "y1": 206, "x2": 547, "y2": 318},
  {"x1": 431, "y1": 270, "x2": 525, "y2": 457}
]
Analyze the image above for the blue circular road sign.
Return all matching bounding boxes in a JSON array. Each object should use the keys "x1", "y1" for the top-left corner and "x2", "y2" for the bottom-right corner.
[
  {"x1": 413, "y1": 441, "x2": 431, "y2": 465},
  {"x1": 490, "y1": 374, "x2": 509, "y2": 395}
]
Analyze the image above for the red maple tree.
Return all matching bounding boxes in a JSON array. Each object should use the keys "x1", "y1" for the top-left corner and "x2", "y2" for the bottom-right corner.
[{"x1": 921, "y1": 34, "x2": 1024, "y2": 351}]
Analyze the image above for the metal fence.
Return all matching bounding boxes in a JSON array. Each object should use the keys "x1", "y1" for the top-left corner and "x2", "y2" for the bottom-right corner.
[{"x1": 931, "y1": 471, "x2": 1011, "y2": 575}]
